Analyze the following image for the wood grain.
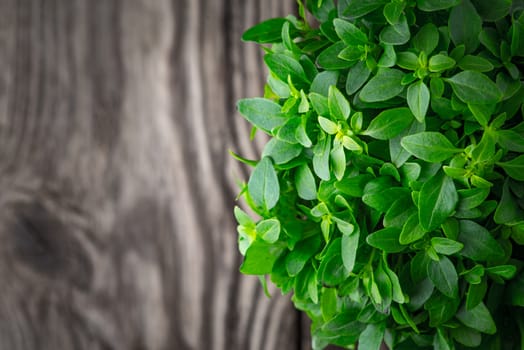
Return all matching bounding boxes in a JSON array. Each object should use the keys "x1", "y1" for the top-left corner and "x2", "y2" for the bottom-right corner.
[{"x1": 0, "y1": 0, "x2": 317, "y2": 349}]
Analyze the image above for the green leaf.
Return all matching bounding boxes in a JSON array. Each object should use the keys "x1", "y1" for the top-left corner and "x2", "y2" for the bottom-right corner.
[
  {"x1": 425, "y1": 292, "x2": 460, "y2": 326},
  {"x1": 313, "y1": 133, "x2": 332, "y2": 181},
  {"x1": 400, "y1": 212, "x2": 427, "y2": 244},
  {"x1": 262, "y1": 138, "x2": 303, "y2": 164},
  {"x1": 448, "y1": 0, "x2": 482, "y2": 53},
  {"x1": 431, "y1": 237, "x2": 463, "y2": 255},
  {"x1": 378, "y1": 44, "x2": 396, "y2": 67},
  {"x1": 256, "y1": 218, "x2": 281, "y2": 243},
  {"x1": 413, "y1": 23, "x2": 439, "y2": 54},
  {"x1": 295, "y1": 164, "x2": 317, "y2": 200},
  {"x1": 340, "y1": 0, "x2": 388, "y2": 19},
  {"x1": 457, "y1": 220, "x2": 505, "y2": 261},
  {"x1": 335, "y1": 174, "x2": 374, "y2": 197},
  {"x1": 318, "y1": 116, "x2": 338, "y2": 134},
  {"x1": 390, "y1": 121, "x2": 426, "y2": 167},
  {"x1": 309, "y1": 92, "x2": 330, "y2": 115},
  {"x1": 419, "y1": 172, "x2": 458, "y2": 231},
  {"x1": 456, "y1": 302, "x2": 497, "y2": 334},
  {"x1": 401, "y1": 132, "x2": 462, "y2": 163},
  {"x1": 329, "y1": 85, "x2": 351, "y2": 120},
  {"x1": 333, "y1": 18, "x2": 368, "y2": 45},
  {"x1": 240, "y1": 240, "x2": 285, "y2": 274},
  {"x1": 496, "y1": 130, "x2": 524, "y2": 153},
  {"x1": 358, "y1": 323, "x2": 386, "y2": 350},
  {"x1": 366, "y1": 227, "x2": 405, "y2": 253},
  {"x1": 319, "y1": 238, "x2": 350, "y2": 286},
  {"x1": 457, "y1": 55, "x2": 494, "y2": 72},
  {"x1": 511, "y1": 12, "x2": 524, "y2": 57},
  {"x1": 360, "y1": 68, "x2": 405, "y2": 102},
  {"x1": 446, "y1": 71, "x2": 502, "y2": 104},
  {"x1": 450, "y1": 326, "x2": 481, "y2": 348},
  {"x1": 321, "y1": 287, "x2": 338, "y2": 321},
  {"x1": 237, "y1": 98, "x2": 286, "y2": 133},
  {"x1": 407, "y1": 81, "x2": 430, "y2": 122},
  {"x1": 397, "y1": 51, "x2": 419, "y2": 70},
  {"x1": 346, "y1": 60, "x2": 371, "y2": 95},
  {"x1": 380, "y1": 15, "x2": 410, "y2": 45},
  {"x1": 331, "y1": 143, "x2": 346, "y2": 181},
  {"x1": 417, "y1": 0, "x2": 460, "y2": 11},
  {"x1": 427, "y1": 256, "x2": 458, "y2": 298},
  {"x1": 265, "y1": 53, "x2": 309, "y2": 85},
  {"x1": 341, "y1": 231, "x2": 359, "y2": 273},
  {"x1": 497, "y1": 154, "x2": 524, "y2": 181},
  {"x1": 248, "y1": 157, "x2": 280, "y2": 211},
  {"x1": 428, "y1": 54, "x2": 456, "y2": 72},
  {"x1": 285, "y1": 236, "x2": 322, "y2": 276},
  {"x1": 383, "y1": 2, "x2": 404, "y2": 25},
  {"x1": 311, "y1": 71, "x2": 340, "y2": 96},
  {"x1": 468, "y1": 103, "x2": 493, "y2": 127},
  {"x1": 242, "y1": 18, "x2": 287, "y2": 43},
  {"x1": 494, "y1": 179, "x2": 524, "y2": 225},
  {"x1": 473, "y1": 0, "x2": 511, "y2": 21},
  {"x1": 318, "y1": 41, "x2": 357, "y2": 69},
  {"x1": 485, "y1": 265, "x2": 517, "y2": 279},
  {"x1": 363, "y1": 107, "x2": 414, "y2": 140}
]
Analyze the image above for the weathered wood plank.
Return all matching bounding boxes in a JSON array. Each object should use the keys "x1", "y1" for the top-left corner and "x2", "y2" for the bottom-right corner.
[{"x1": 0, "y1": 0, "x2": 312, "y2": 349}]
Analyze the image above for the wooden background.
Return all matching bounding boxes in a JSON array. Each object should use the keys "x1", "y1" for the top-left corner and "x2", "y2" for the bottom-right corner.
[{"x1": 0, "y1": 0, "x2": 341, "y2": 349}]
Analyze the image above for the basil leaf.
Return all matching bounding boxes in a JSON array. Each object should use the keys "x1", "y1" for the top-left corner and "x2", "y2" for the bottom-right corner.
[
  {"x1": 380, "y1": 15, "x2": 410, "y2": 45},
  {"x1": 427, "y1": 256, "x2": 459, "y2": 298},
  {"x1": 335, "y1": 174, "x2": 374, "y2": 197},
  {"x1": 431, "y1": 237, "x2": 464, "y2": 255},
  {"x1": 358, "y1": 323, "x2": 386, "y2": 350},
  {"x1": 311, "y1": 71, "x2": 340, "y2": 96},
  {"x1": 264, "y1": 53, "x2": 309, "y2": 85},
  {"x1": 262, "y1": 138, "x2": 303, "y2": 164},
  {"x1": 360, "y1": 68, "x2": 405, "y2": 102},
  {"x1": 363, "y1": 107, "x2": 414, "y2": 140},
  {"x1": 319, "y1": 238, "x2": 350, "y2": 286},
  {"x1": 397, "y1": 51, "x2": 419, "y2": 70},
  {"x1": 401, "y1": 132, "x2": 462, "y2": 163},
  {"x1": 407, "y1": 81, "x2": 430, "y2": 122},
  {"x1": 457, "y1": 55, "x2": 494, "y2": 72},
  {"x1": 333, "y1": 18, "x2": 368, "y2": 45},
  {"x1": 457, "y1": 220, "x2": 505, "y2": 262},
  {"x1": 331, "y1": 143, "x2": 346, "y2": 181},
  {"x1": 240, "y1": 240, "x2": 285, "y2": 274},
  {"x1": 419, "y1": 172, "x2": 459, "y2": 231},
  {"x1": 341, "y1": 0, "x2": 388, "y2": 19},
  {"x1": 237, "y1": 98, "x2": 286, "y2": 133},
  {"x1": 413, "y1": 23, "x2": 439, "y2": 54},
  {"x1": 450, "y1": 326, "x2": 481, "y2": 348},
  {"x1": 248, "y1": 157, "x2": 280, "y2": 211},
  {"x1": 511, "y1": 11, "x2": 524, "y2": 57},
  {"x1": 400, "y1": 212, "x2": 427, "y2": 244},
  {"x1": 446, "y1": 71, "x2": 503, "y2": 104},
  {"x1": 497, "y1": 154, "x2": 524, "y2": 181},
  {"x1": 317, "y1": 41, "x2": 357, "y2": 69},
  {"x1": 428, "y1": 54, "x2": 456, "y2": 72},
  {"x1": 313, "y1": 133, "x2": 332, "y2": 181},
  {"x1": 341, "y1": 231, "x2": 359, "y2": 273},
  {"x1": 329, "y1": 85, "x2": 351, "y2": 120},
  {"x1": 295, "y1": 164, "x2": 317, "y2": 200},
  {"x1": 346, "y1": 60, "x2": 371, "y2": 95},
  {"x1": 417, "y1": 0, "x2": 460, "y2": 11},
  {"x1": 285, "y1": 236, "x2": 321, "y2": 276},
  {"x1": 425, "y1": 292, "x2": 459, "y2": 326},
  {"x1": 366, "y1": 227, "x2": 405, "y2": 253},
  {"x1": 494, "y1": 179, "x2": 524, "y2": 225},
  {"x1": 256, "y1": 218, "x2": 281, "y2": 243},
  {"x1": 390, "y1": 120, "x2": 426, "y2": 167},
  {"x1": 456, "y1": 302, "x2": 497, "y2": 334},
  {"x1": 448, "y1": 0, "x2": 482, "y2": 53},
  {"x1": 242, "y1": 18, "x2": 287, "y2": 43}
]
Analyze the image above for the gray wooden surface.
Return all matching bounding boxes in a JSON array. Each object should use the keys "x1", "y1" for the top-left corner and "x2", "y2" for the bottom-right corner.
[{"x1": 0, "y1": 0, "x2": 322, "y2": 349}]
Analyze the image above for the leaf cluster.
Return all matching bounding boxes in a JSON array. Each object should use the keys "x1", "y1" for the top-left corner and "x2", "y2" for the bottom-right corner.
[{"x1": 234, "y1": 0, "x2": 524, "y2": 349}]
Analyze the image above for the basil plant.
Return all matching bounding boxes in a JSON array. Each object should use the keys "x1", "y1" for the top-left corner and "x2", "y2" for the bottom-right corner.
[{"x1": 233, "y1": 0, "x2": 524, "y2": 349}]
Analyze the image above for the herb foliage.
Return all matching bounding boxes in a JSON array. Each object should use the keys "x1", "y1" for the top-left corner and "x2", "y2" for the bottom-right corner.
[{"x1": 233, "y1": 0, "x2": 524, "y2": 348}]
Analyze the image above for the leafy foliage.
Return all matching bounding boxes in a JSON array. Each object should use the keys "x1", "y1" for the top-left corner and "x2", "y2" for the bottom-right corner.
[{"x1": 233, "y1": 0, "x2": 524, "y2": 348}]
